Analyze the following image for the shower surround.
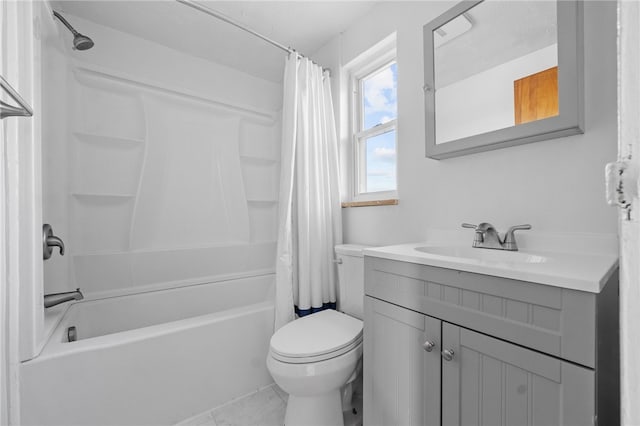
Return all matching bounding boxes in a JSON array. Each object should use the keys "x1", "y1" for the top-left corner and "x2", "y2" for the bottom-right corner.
[
  {"x1": 42, "y1": 14, "x2": 282, "y2": 300},
  {"x1": 20, "y1": 10, "x2": 283, "y2": 425}
]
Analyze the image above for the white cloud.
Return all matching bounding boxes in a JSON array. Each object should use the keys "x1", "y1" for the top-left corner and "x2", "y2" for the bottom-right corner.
[
  {"x1": 373, "y1": 147, "x2": 396, "y2": 162},
  {"x1": 367, "y1": 170, "x2": 394, "y2": 177},
  {"x1": 364, "y1": 67, "x2": 397, "y2": 115}
]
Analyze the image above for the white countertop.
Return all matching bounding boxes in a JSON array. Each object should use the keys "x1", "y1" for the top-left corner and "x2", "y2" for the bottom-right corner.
[{"x1": 364, "y1": 240, "x2": 619, "y2": 293}]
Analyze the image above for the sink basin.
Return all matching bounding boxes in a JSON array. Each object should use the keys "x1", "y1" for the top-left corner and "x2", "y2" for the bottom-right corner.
[{"x1": 414, "y1": 246, "x2": 548, "y2": 264}]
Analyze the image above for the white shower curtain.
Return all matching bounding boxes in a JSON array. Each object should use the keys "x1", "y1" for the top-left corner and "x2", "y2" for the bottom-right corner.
[{"x1": 274, "y1": 54, "x2": 342, "y2": 330}]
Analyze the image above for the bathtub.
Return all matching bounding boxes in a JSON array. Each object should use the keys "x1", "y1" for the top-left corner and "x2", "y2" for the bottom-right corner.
[{"x1": 20, "y1": 275, "x2": 276, "y2": 426}]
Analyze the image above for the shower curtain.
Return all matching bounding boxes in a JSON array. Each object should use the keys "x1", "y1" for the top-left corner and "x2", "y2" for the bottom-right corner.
[{"x1": 274, "y1": 54, "x2": 342, "y2": 330}]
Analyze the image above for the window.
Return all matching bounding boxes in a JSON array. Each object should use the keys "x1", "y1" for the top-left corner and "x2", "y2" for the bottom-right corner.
[
  {"x1": 346, "y1": 39, "x2": 397, "y2": 206},
  {"x1": 356, "y1": 62, "x2": 397, "y2": 195}
]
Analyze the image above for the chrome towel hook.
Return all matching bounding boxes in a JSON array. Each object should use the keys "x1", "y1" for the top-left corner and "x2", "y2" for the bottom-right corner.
[{"x1": 0, "y1": 75, "x2": 33, "y2": 120}]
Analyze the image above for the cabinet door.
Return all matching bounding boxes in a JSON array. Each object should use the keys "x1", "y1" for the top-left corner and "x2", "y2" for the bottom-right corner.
[
  {"x1": 441, "y1": 322, "x2": 594, "y2": 426},
  {"x1": 364, "y1": 296, "x2": 441, "y2": 426}
]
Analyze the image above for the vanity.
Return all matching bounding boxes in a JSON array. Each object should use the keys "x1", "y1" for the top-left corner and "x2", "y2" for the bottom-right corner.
[{"x1": 362, "y1": 235, "x2": 619, "y2": 426}]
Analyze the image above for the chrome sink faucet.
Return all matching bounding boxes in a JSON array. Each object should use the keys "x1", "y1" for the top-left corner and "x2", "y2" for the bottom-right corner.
[
  {"x1": 462, "y1": 223, "x2": 531, "y2": 251},
  {"x1": 44, "y1": 289, "x2": 83, "y2": 308}
]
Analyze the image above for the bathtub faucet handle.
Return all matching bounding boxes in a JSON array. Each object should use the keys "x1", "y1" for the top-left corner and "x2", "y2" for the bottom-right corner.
[{"x1": 43, "y1": 224, "x2": 65, "y2": 259}]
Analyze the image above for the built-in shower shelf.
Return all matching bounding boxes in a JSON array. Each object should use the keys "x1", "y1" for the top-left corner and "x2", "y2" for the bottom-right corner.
[
  {"x1": 73, "y1": 131, "x2": 145, "y2": 146},
  {"x1": 72, "y1": 192, "x2": 136, "y2": 199},
  {"x1": 240, "y1": 155, "x2": 279, "y2": 165}
]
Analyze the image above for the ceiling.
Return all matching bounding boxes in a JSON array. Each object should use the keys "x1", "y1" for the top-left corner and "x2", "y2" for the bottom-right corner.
[{"x1": 53, "y1": 1, "x2": 380, "y2": 82}]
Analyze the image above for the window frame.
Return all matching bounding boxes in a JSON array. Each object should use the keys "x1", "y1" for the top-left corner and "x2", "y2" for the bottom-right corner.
[{"x1": 347, "y1": 45, "x2": 398, "y2": 204}]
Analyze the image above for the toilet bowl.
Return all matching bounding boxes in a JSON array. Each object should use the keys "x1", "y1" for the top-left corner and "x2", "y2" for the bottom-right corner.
[
  {"x1": 267, "y1": 309, "x2": 362, "y2": 426},
  {"x1": 267, "y1": 244, "x2": 369, "y2": 426}
]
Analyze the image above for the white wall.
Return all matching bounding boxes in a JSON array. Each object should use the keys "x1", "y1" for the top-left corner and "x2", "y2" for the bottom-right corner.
[
  {"x1": 42, "y1": 15, "x2": 283, "y2": 299},
  {"x1": 436, "y1": 44, "x2": 558, "y2": 143},
  {"x1": 313, "y1": 1, "x2": 617, "y2": 246}
]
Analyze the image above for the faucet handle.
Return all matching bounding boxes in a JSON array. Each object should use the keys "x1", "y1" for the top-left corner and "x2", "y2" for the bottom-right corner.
[
  {"x1": 506, "y1": 224, "x2": 532, "y2": 233},
  {"x1": 503, "y1": 224, "x2": 532, "y2": 251},
  {"x1": 462, "y1": 223, "x2": 484, "y2": 246},
  {"x1": 43, "y1": 224, "x2": 65, "y2": 260}
]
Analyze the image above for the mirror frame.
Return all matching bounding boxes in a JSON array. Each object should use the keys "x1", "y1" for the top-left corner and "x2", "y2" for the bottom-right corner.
[{"x1": 424, "y1": 0, "x2": 584, "y2": 159}]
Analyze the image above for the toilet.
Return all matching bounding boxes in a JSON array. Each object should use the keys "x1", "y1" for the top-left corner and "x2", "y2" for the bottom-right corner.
[{"x1": 267, "y1": 244, "x2": 368, "y2": 426}]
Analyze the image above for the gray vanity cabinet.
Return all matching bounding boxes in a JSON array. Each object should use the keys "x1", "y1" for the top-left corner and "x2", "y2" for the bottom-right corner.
[
  {"x1": 363, "y1": 256, "x2": 619, "y2": 426},
  {"x1": 441, "y1": 322, "x2": 594, "y2": 426},
  {"x1": 363, "y1": 297, "x2": 441, "y2": 426}
]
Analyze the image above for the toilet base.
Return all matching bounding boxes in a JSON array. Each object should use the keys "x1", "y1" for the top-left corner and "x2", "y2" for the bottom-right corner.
[
  {"x1": 285, "y1": 392, "x2": 344, "y2": 426},
  {"x1": 342, "y1": 393, "x2": 363, "y2": 426}
]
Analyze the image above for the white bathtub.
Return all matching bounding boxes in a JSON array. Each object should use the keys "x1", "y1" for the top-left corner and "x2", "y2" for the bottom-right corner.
[{"x1": 20, "y1": 275, "x2": 275, "y2": 426}]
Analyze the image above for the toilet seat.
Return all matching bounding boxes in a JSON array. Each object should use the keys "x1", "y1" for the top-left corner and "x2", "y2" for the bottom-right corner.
[{"x1": 270, "y1": 310, "x2": 363, "y2": 364}]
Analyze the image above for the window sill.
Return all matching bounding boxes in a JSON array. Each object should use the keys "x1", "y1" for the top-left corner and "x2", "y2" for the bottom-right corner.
[{"x1": 341, "y1": 199, "x2": 398, "y2": 208}]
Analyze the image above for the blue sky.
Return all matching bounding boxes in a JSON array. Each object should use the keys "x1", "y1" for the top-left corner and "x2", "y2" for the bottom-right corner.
[{"x1": 362, "y1": 62, "x2": 397, "y2": 192}]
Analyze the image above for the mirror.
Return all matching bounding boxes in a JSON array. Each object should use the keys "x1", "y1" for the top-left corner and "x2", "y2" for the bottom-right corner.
[{"x1": 424, "y1": 0, "x2": 583, "y2": 159}]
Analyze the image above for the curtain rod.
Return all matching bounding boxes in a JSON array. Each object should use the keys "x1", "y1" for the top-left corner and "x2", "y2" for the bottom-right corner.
[
  {"x1": 176, "y1": 0, "x2": 293, "y2": 54},
  {"x1": 175, "y1": 0, "x2": 330, "y2": 74}
]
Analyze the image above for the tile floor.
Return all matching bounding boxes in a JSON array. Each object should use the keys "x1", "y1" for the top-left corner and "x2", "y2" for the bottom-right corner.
[
  {"x1": 177, "y1": 385, "x2": 287, "y2": 426},
  {"x1": 177, "y1": 383, "x2": 362, "y2": 426}
]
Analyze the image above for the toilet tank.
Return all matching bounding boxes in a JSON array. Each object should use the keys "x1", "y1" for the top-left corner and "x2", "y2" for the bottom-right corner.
[{"x1": 335, "y1": 244, "x2": 370, "y2": 320}]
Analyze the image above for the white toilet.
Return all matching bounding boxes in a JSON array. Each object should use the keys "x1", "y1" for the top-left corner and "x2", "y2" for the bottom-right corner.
[{"x1": 267, "y1": 244, "x2": 368, "y2": 426}]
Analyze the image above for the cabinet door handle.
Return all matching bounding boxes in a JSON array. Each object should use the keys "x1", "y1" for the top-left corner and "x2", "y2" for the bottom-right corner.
[
  {"x1": 422, "y1": 340, "x2": 436, "y2": 352},
  {"x1": 441, "y1": 349, "x2": 455, "y2": 361}
]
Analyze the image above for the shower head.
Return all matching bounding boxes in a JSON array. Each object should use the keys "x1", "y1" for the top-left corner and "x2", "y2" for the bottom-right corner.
[
  {"x1": 73, "y1": 33, "x2": 94, "y2": 51},
  {"x1": 52, "y1": 11, "x2": 94, "y2": 51}
]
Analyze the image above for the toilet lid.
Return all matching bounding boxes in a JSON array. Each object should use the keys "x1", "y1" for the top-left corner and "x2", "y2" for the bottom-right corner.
[{"x1": 270, "y1": 310, "x2": 363, "y2": 363}]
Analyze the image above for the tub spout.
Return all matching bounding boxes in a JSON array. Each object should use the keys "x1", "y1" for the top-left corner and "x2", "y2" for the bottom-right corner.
[{"x1": 44, "y1": 289, "x2": 83, "y2": 308}]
